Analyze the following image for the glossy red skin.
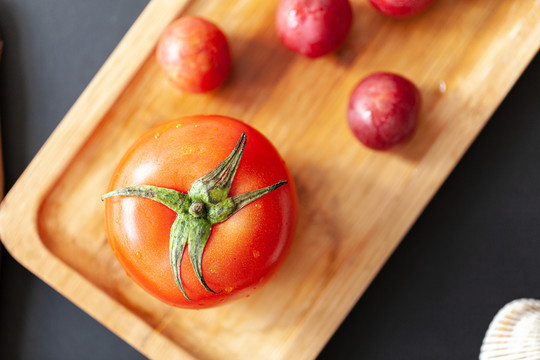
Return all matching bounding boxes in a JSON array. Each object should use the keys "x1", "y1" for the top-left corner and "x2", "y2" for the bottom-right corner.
[
  {"x1": 104, "y1": 116, "x2": 298, "y2": 308},
  {"x1": 347, "y1": 72, "x2": 421, "y2": 150},
  {"x1": 276, "y1": 0, "x2": 353, "y2": 58},
  {"x1": 369, "y1": 0, "x2": 435, "y2": 18},
  {"x1": 156, "y1": 17, "x2": 231, "y2": 93}
]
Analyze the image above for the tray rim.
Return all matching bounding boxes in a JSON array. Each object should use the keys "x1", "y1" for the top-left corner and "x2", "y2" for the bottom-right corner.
[{"x1": 1, "y1": 0, "x2": 539, "y2": 359}]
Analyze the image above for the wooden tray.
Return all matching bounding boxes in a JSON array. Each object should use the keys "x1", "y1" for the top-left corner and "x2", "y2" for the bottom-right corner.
[{"x1": 1, "y1": 0, "x2": 539, "y2": 359}]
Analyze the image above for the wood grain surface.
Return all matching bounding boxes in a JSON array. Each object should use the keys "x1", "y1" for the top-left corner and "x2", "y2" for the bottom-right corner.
[{"x1": 0, "y1": 0, "x2": 539, "y2": 359}]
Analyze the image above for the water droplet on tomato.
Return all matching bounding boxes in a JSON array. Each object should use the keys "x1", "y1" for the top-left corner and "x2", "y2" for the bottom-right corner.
[
  {"x1": 176, "y1": 123, "x2": 182, "y2": 128},
  {"x1": 154, "y1": 132, "x2": 161, "y2": 139},
  {"x1": 252, "y1": 250, "x2": 260, "y2": 258},
  {"x1": 255, "y1": 203, "x2": 262, "y2": 209},
  {"x1": 225, "y1": 286, "x2": 234, "y2": 293},
  {"x1": 136, "y1": 251, "x2": 142, "y2": 259}
]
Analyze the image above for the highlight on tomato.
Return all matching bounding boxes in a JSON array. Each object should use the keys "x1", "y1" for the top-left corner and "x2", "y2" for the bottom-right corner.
[{"x1": 102, "y1": 115, "x2": 298, "y2": 308}]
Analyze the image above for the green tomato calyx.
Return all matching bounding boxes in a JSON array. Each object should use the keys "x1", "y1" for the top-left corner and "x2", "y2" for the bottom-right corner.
[{"x1": 102, "y1": 133, "x2": 288, "y2": 300}]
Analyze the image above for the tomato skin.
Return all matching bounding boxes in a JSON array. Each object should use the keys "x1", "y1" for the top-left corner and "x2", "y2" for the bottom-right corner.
[
  {"x1": 156, "y1": 17, "x2": 231, "y2": 93},
  {"x1": 369, "y1": 0, "x2": 435, "y2": 18},
  {"x1": 276, "y1": 0, "x2": 353, "y2": 58},
  {"x1": 104, "y1": 115, "x2": 298, "y2": 308}
]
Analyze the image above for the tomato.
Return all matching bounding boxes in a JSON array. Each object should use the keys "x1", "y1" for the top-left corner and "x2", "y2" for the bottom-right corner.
[
  {"x1": 103, "y1": 115, "x2": 298, "y2": 308},
  {"x1": 369, "y1": 0, "x2": 435, "y2": 18},
  {"x1": 275, "y1": 0, "x2": 353, "y2": 58},
  {"x1": 347, "y1": 72, "x2": 421, "y2": 150},
  {"x1": 156, "y1": 17, "x2": 231, "y2": 93}
]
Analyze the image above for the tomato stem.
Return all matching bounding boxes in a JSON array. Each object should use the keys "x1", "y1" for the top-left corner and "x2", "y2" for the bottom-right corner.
[
  {"x1": 189, "y1": 201, "x2": 206, "y2": 217},
  {"x1": 103, "y1": 133, "x2": 288, "y2": 300}
]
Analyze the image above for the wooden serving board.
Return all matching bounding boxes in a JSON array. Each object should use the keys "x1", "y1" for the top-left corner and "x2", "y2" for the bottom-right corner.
[{"x1": 1, "y1": 0, "x2": 539, "y2": 359}]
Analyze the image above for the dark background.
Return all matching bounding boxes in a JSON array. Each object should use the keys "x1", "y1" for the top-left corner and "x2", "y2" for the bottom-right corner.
[{"x1": 0, "y1": 1, "x2": 538, "y2": 359}]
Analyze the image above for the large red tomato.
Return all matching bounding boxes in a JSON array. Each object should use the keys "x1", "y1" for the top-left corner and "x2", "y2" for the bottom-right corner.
[{"x1": 103, "y1": 115, "x2": 298, "y2": 308}]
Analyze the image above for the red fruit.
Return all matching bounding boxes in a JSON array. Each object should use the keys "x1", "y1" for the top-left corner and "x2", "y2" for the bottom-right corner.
[
  {"x1": 156, "y1": 17, "x2": 231, "y2": 93},
  {"x1": 369, "y1": 0, "x2": 435, "y2": 18},
  {"x1": 276, "y1": 0, "x2": 353, "y2": 58},
  {"x1": 103, "y1": 115, "x2": 298, "y2": 308},
  {"x1": 347, "y1": 72, "x2": 421, "y2": 150}
]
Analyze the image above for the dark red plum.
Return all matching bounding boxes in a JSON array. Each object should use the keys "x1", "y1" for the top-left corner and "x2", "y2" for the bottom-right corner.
[
  {"x1": 347, "y1": 72, "x2": 421, "y2": 150},
  {"x1": 276, "y1": 0, "x2": 352, "y2": 58}
]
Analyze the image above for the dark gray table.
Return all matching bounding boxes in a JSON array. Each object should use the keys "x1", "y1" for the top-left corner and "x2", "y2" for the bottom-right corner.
[{"x1": 1, "y1": 1, "x2": 539, "y2": 359}]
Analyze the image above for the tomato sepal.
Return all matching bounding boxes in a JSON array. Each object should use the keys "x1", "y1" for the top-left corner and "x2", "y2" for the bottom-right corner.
[
  {"x1": 208, "y1": 180, "x2": 288, "y2": 224},
  {"x1": 188, "y1": 133, "x2": 247, "y2": 204},
  {"x1": 169, "y1": 214, "x2": 191, "y2": 299},
  {"x1": 185, "y1": 216, "x2": 218, "y2": 294},
  {"x1": 169, "y1": 214, "x2": 220, "y2": 299},
  {"x1": 101, "y1": 185, "x2": 188, "y2": 213}
]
